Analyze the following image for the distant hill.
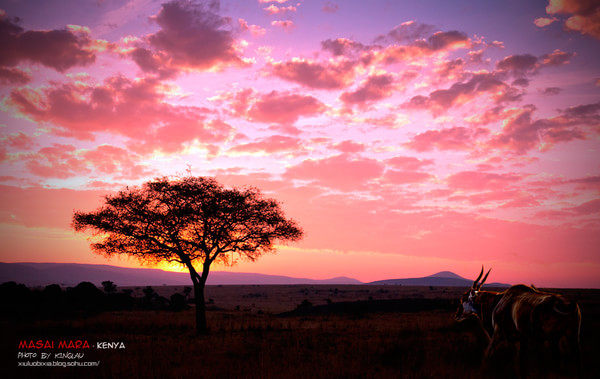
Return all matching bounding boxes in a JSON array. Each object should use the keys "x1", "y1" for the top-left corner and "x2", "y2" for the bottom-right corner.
[
  {"x1": 0, "y1": 262, "x2": 362, "y2": 286},
  {"x1": 368, "y1": 271, "x2": 510, "y2": 287}
]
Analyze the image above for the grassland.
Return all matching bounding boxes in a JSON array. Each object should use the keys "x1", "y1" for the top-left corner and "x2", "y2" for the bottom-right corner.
[{"x1": 2, "y1": 285, "x2": 599, "y2": 378}]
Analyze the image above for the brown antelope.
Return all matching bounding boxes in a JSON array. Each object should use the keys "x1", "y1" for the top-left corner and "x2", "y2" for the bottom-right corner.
[{"x1": 455, "y1": 266, "x2": 582, "y2": 377}]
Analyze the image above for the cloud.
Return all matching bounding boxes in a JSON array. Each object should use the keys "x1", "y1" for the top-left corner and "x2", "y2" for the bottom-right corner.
[
  {"x1": 238, "y1": 18, "x2": 266, "y2": 37},
  {"x1": 487, "y1": 104, "x2": 598, "y2": 154},
  {"x1": 545, "y1": 0, "x2": 600, "y2": 39},
  {"x1": 376, "y1": 30, "x2": 470, "y2": 65},
  {"x1": 375, "y1": 21, "x2": 435, "y2": 43},
  {"x1": 539, "y1": 49, "x2": 575, "y2": 66},
  {"x1": 229, "y1": 135, "x2": 302, "y2": 154},
  {"x1": 423, "y1": 30, "x2": 470, "y2": 50},
  {"x1": 385, "y1": 156, "x2": 434, "y2": 170},
  {"x1": 129, "y1": 0, "x2": 245, "y2": 75},
  {"x1": 447, "y1": 171, "x2": 523, "y2": 191},
  {"x1": 496, "y1": 54, "x2": 539, "y2": 76},
  {"x1": 322, "y1": 2, "x2": 339, "y2": 13},
  {"x1": 0, "y1": 12, "x2": 97, "y2": 73},
  {"x1": 8, "y1": 75, "x2": 231, "y2": 153},
  {"x1": 405, "y1": 127, "x2": 489, "y2": 152},
  {"x1": 340, "y1": 73, "x2": 395, "y2": 106},
  {"x1": 0, "y1": 131, "x2": 34, "y2": 150},
  {"x1": 404, "y1": 73, "x2": 520, "y2": 115},
  {"x1": 321, "y1": 38, "x2": 367, "y2": 56},
  {"x1": 433, "y1": 58, "x2": 466, "y2": 81},
  {"x1": 534, "y1": 17, "x2": 557, "y2": 27},
  {"x1": 271, "y1": 20, "x2": 295, "y2": 30},
  {"x1": 0, "y1": 67, "x2": 31, "y2": 84},
  {"x1": 383, "y1": 170, "x2": 432, "y2": 184},
  {"x1": 541, "y1": 86, "x2": 562, "y2": 95},
  {"x1": 566, "y1": 198, "x2": 600, "y2": 215},
  {"x1": 270, "y1": 58, "x2": 358, "y2": 89},
  {"x1": 264, "y1": 4, "x2": 297, "y2": 15},
  {"x1": 245, "y1": 90, "x2": 326, "y2": 124},
  {"x1": 284, "y1": 154, "x2": 384, "y2": 191},
  {"x1": 331, "y1": 140, "x2": 365, "y2": 153},
  {"x1": 24, "y1": 144, "x2": 153, "y2": 179},
  {"x1": 495, "y1": 50, "x2": 573, "y2": 78}
]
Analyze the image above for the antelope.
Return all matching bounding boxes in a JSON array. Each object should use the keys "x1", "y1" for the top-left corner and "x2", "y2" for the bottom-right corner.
[{"x1": 455, "y1": 267, "x2": 582, "y2": 377}]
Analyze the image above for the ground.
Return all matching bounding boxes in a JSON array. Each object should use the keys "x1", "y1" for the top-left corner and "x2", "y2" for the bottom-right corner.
[{"x1": 1, "y1": 285, "x2": 598, "y2": 378}]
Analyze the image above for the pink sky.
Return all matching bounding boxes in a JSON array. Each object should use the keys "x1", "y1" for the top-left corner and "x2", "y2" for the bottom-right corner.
[{"x1": 0, "y1": 0, "x2": 599, "y2": 287}]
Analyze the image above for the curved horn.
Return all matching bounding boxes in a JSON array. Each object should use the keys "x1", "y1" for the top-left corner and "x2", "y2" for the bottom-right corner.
[
  {"x1": 477, "y1": 268, "x2": 492, "y2": 289},
  {"x1": 472, "y1": 266, "x2": 484, "y2": 288}
]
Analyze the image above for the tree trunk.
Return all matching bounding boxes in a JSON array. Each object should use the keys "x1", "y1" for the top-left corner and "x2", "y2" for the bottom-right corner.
[{"x1": 194, "y1": 281, "x2": 207, "y2": 334}]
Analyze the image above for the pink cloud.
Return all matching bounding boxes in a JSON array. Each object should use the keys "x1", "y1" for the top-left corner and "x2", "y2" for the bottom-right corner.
[
  {"x1": 331, "y1": 140, "x2": 365, "y2": 153},
  {"x1": 271, "y1": 58, "x2": 358, "y2": 89},
  {"x1": 26, "y1": 144, "x2": 89, "y2": 179},
  {"x1": 284, "y1": 154, "x2": 384, "y2": 191},
  {"x1": 406, "y1": 127, "x2": 489, "y2": 152},
  {"x1": 271, "y1": 20, "x2": 295, "y2": 30},
  {"x1": 129, "y1": 0, "x2": 245, "y2": 75},
  {"x1": 322, "y1": 2, "x2": 339, "y2": 13},
  {"x1": 375, "y1": 21, "x2": 435, "y2": 43},
  {"x1": 229, "y1": 135, "x2": 302, "y2": 154},
  {"x1": 568, "y1": 199, "x2": 600, "y2": 215},
  {"x1": 0, "y1": 12, "x2": 96, "y2": 72},
  {"x1": 81, "y1": 145, "x2": 154, "y2": 178},
  {"x1": 340, "y1": 73, "x2": 395, "y2": 106},
  {"x1": 385, "y1": 156, "x2": 434, "y2": 170},
  {"x1": 238, "y1": 18, "x2": 266, "y2": 37},
  {"x1": 447, "y1": 171, "x2": 523, "y2": 191},
  {"x1": 404, "y1": 73, "x2": 520, "y2": 115},
  {"x1": 496, "y1": 54, "x2": 539, "y2": 76},
  {"x1": 383, "y1": 170, "x2": 432, "y2": 184},
  {"x1": 545, "y1": 0, "x2": 600, "y2": 39},
  {"x1": 321, "y1": 38, "x2": 367, "y2": 57},
  {"x1": 539, "y1": 49, "x2": 575, "y2": 66},
  {"x1": 24, "y1": 144, "x2": 153, "y2": 179},
  {"x1": 494, "y1": 50, "x2": 573, "y2": 79},
  {"x1": 1, "y1": 131, "x2": 34, "y2": 150},
  {"x1": 0, "y1": 67, "x2": 31, "y2": 85},
  {"x1": 534, "y1": 17, "x2": 557, "y2": 27},
  {"x1": 487, "y1": 104, "x2": 597, "y2": 154},
  {"x1": 8, "y1": 76, "x2": 231, "y2": 153},
  {"x1": 264, "y1": 4, "x2": 297, "y2": 15},
  {"x1": 246, "y1": 90, "x2": 325, "y2": 124},
  {"x1": 433, "y1": 58, "x2": 465, "y2": 81}
]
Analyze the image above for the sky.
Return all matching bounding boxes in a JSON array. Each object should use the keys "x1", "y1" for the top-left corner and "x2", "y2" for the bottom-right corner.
[{"x1": 0, "y1": 0, "x2": 599, "y2": 288}]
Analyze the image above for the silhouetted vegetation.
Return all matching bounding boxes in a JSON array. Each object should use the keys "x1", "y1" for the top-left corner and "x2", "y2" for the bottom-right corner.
[{"x1": 0, "y1": 281, "x2": 196, "y2": 319}]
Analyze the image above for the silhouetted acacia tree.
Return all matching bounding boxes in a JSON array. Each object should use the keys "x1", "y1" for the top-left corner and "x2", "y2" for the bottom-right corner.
[{"x1": 72, "y1": 176, "x2": 303, "y2": 333}]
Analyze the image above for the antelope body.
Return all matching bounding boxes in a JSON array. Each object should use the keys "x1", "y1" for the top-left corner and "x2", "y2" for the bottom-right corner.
[{"x1": 456, "y1": 267, "x2": 581, "y2": 377}]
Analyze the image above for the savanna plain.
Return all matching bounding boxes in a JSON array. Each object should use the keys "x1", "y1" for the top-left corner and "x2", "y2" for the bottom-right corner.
[{"x1": 2, "y1": 285, "x2": 599, "y2": 378}]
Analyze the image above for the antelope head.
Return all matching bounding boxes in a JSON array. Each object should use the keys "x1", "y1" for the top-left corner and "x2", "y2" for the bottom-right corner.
[{"x1": 455, "y1": 266, "x2": 491, "y2": 321}]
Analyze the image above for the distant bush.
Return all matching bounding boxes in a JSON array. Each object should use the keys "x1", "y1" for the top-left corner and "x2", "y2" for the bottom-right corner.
[{"x1": 0, "y1": 281, "x2": 138, "y2": 319}]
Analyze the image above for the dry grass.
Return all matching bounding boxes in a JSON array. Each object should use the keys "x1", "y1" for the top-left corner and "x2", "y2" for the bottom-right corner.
[{"x1": 2, "y1": 285, "x2": 598, "y2": 378}]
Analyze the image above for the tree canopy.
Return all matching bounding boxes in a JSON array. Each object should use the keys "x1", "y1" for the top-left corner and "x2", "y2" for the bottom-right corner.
[{"x1": 73, "y1": 176, "x2": 303, "y2": 332}]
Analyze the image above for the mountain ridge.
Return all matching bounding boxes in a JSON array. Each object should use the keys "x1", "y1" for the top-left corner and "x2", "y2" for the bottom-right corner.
[
  {"x1": 0, "y1": 262, "x2": 511, "y2": 287},
  {"x1": 368, "y1": 271, "x2": 510, "y2": 287},
  {"x1": 0, "y1": 262, "x2": 362, "y2": 286}
]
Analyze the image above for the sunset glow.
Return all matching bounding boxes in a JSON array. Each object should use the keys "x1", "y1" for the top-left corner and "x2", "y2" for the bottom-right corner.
[{"x1": 1, "y1": 0, "x2": 599, "y2": 287}]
